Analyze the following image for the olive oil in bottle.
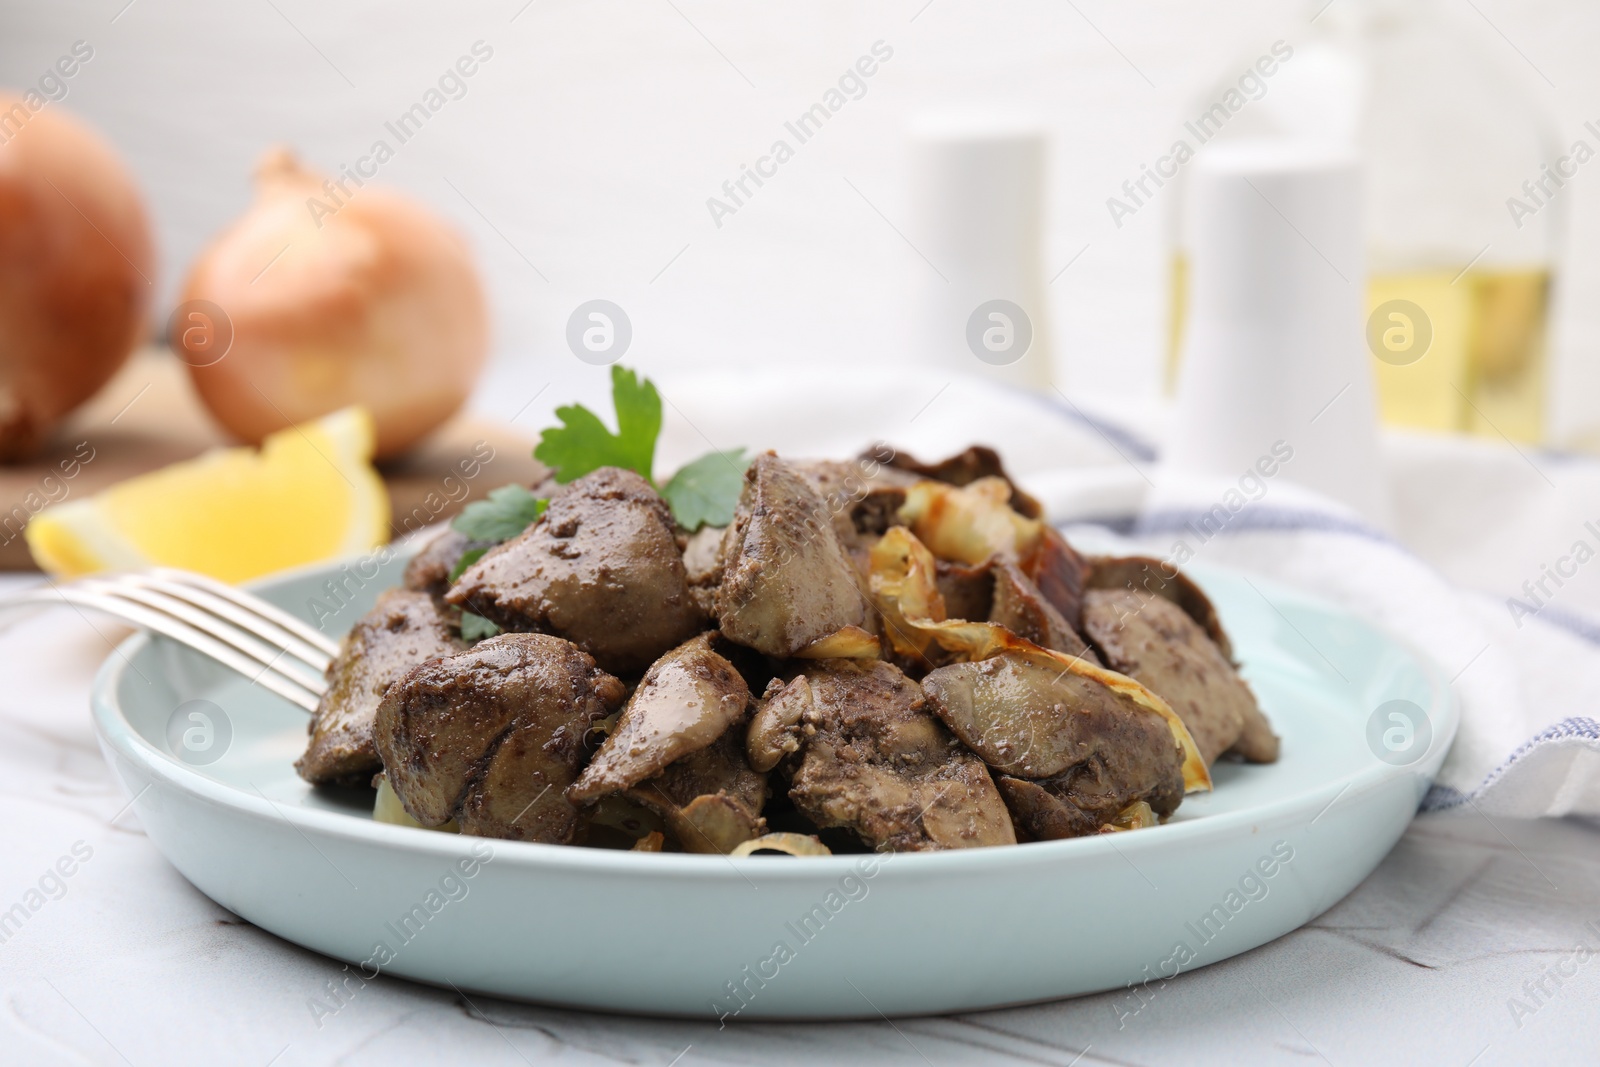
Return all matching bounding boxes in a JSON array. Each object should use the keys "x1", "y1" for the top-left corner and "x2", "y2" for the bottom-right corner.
[
  {"x1": 1165, "y1": 0, "x2": 1562, "y2": 444},
  {"x1": 1367, "y1": 268, "x2": 1548, "y2": 442}
]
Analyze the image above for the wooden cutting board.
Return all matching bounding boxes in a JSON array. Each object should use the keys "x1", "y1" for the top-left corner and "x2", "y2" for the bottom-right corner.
[{"x1": 0, "y1": 347, "x2": 547, "y2": 570}]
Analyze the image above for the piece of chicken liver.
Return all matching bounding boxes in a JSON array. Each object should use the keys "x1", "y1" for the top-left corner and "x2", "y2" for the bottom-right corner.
[
  {"x1": 295, "y1": 588, "x2": 464, "y2": 786},
  {"x1": 789, "y1": 458, "x2": 919, "y2": 550},
  {"x1": 446, "y1": 467, "x2": 703, "y2": 676},
  {"x1": 989, "y1": 559, "x2": 1100, "y2": 662},
  {"x1": 715, "y1": 454, "x2": 866, "y2": 657},
  {"x1": 1085, "y1": 555, "x2": 1235, "y2": 661},
  {"x1": 402, "y1": 528, "x2": 474, "y2": 598},
  {"x1": 921, "y1": 650, "x2": 1185, "y2": 837},
  {"x1": 934, "y1": 558, "x2": 995, "y2": 624},
  {"x1": 785, "y1": 659, "x2": 1016, "y2": 851},
  {"x1": 568, "y1": 633, "x2": 751, "y2": 802},
  {"x1": 374, "y1": 633, "x2": 626, "y2": 842},
  {"x1": 567, "y1": 631, "x2": 767, "y2": 853},
  {"x1": 626, "y1": 730, "x2": 770, "y2": 854},
  {"x1": 993, "y1": 776, "x2": 1099, "y2": 841},
  {"x1": 1082, "y1": 587, "x2": 1278, "y2": 764}
]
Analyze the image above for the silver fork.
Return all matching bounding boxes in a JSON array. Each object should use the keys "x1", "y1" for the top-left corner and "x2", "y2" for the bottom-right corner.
[{"x1": 12, "y1": 568, "x2": 337, "y2": 713}]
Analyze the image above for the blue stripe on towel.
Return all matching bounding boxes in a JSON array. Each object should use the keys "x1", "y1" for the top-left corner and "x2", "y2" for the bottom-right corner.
[
  {"x1": 1525, "y1": 604, "x2": 1600, "y2": 648},
  {"x1": 1065, "y1": 505, "x2": 1397, "y2": 549},
  {"x1": 990, "y1": 380, "x2": 1162, "y2": 463},
  {"x1": 1421, "y1": 716, "x2": 1600, "y2": 812},
  {"x1": 1131, "y1": 506, "x2": 1395, "y2": 546}
]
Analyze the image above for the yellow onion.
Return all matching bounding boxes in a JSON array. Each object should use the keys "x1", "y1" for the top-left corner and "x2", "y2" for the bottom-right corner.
[
  {"x1": 728, "y1": 833, "x2": 832, "y2": 857},
  {"x1": 180, "y1": 148, "x2": 488, "y2": 459},
  {"x1": 0, "y1": 94, "x2": 153, "y2": 460}
]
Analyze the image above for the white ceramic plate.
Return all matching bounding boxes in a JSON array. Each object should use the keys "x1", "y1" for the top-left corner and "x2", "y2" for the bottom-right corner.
[{"x1": 91, "y1": 553, "x2": 1455, "y2": 1019}]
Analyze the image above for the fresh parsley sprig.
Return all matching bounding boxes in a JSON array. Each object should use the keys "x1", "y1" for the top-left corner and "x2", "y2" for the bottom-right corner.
[
  {"x1": 453, "y1": 363, "x2": 746, "y2": 544},
  {"x1": 534, "y1": 366, "x2": 662, "y2": 485},
  {"x1": 445, "y1": 366, "x2": 746, "y2": 642},
  {"x1": 529, "y1": 365, "x2": 748, "y2": 531}
]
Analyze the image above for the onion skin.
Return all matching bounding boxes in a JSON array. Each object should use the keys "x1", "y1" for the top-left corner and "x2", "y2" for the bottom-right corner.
[
  {"x1": 0, "y1": 95, "x2": 153, "y2": 461},
  {"x1": 181, "y1": 149, "x2": 488, "y2": 460}
]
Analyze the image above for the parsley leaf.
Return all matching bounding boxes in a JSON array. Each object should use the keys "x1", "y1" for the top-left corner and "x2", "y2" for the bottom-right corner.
[
  {"x1": 452, "y1": 485, "x2": 547, "y2": 542},
  {"x1": 459, "y1": 611, "x2": 501, "y2": 642},
  {"x1": 662, "y1": 448, "x2": 750, "y2": 531},
  {"x1": 527, "y1": 365, "x2": 749, "y2": 529},
  {"x1": 534, "y1": 365, "x2": 662, "y2": 484},
  {"x1": 448, "y1": 547, "x2": 488, "y2": 583}
]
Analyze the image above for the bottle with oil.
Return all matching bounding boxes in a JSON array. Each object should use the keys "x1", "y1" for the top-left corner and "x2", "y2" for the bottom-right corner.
[{"x1": 1165, "y1": 0, "x2": 1561, "y2": 443}]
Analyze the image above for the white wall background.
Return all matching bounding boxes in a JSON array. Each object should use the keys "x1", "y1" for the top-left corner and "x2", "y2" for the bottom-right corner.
[{"x1": 4, "y1": 0, "x2": 1597, "y2": 437}]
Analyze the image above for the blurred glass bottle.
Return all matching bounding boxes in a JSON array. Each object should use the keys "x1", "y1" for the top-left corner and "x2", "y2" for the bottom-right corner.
[{"x1": 1165, "y1": 0, "x2": 1562, "y2": 442}]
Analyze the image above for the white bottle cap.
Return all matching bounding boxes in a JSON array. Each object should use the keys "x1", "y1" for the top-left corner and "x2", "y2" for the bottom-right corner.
[{"x1": 1163, "y1": 138, "x2": 1390, "y2": 527}]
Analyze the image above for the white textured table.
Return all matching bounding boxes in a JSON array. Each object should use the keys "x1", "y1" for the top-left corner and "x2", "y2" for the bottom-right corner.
[{"x1": 2, "y1": 587, "x2": 1597, "y2": 1067}]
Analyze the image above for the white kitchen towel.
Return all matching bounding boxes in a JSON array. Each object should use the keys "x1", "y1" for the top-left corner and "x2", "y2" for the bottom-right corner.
[{"x1": 661, "y1": 367, "x2": 1600, "y2": 818}]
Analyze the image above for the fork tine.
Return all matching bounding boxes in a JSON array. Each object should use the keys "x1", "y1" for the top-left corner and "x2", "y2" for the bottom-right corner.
[
  {"x1": 78, "y1": 578, "x2": 330, "y2": 693},
  {"x1": 110, "y1": 573, "x2": 334, "y2": 673},
  {"x1": 14, "y1": 586, "x2": 322, "y2": 713},
  {"x1": 150, "y1": 567, "x2": 343, "y2": 658}
]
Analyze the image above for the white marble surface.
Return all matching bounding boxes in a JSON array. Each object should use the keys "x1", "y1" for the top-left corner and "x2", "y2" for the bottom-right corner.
[{"x1": 0, "y1": 588, "x2": 1597, "y2": 1067}]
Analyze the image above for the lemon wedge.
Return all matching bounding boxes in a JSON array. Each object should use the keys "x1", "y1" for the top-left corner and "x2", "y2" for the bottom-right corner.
[{"x1": 26, "y1": 407, "x2": 389, "y2": 583}]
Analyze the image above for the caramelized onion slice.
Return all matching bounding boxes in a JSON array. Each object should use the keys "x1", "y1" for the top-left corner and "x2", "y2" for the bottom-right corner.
[
  {"x1": 871, "y1": 444, "x2": 1044, "y2": 518},
  {"x1": 729, "y1": 833, "x2": 833, "y2": 857},
  {"x1": 1100, "y1": 800, "x2": 1159, "y2": 833},
  {"x1": 795, "y1": 625, "x2": 882, "y2": 660},
  {"x1": 896, "y1": 479, "x2": 1086, "y2": 623},
  {"x1": 373, "y1": 774, "x2": 458, "y2": 833},
  {"x1": 867, "y1": 526, "x2": 947, "y2": 660},
  {"x1": 586, "y1": 710, "x2": 622, "y2": 744},
  {"x1": 897, "y1": 477, "x2": 1041, "y2": 565}
]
